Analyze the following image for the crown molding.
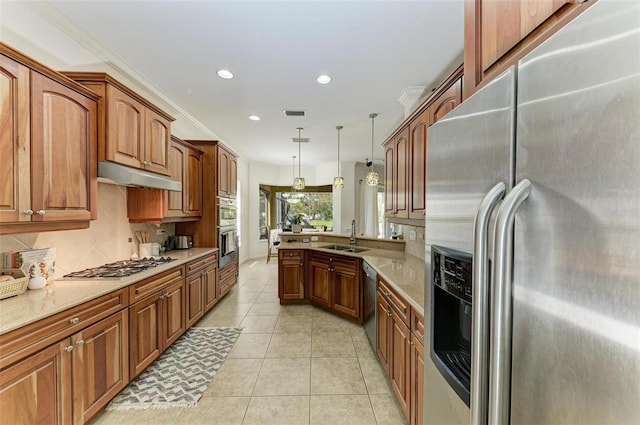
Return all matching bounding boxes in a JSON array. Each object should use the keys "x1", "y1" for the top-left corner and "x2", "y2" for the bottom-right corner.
[{"x1": 23, "y1": 1, "x2": 219, "y2": 141}]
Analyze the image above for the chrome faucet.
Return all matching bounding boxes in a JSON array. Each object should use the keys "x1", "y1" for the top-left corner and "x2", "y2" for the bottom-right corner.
[{"x1": 350, "y1": 219, "x2": 356, "y2": 245}]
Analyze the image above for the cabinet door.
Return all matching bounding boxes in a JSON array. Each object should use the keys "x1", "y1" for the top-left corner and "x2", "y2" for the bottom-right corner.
[
  {"x1": 0, "y1": 339, "x2": 72, "y2": 425},
  {"x1": 376, "y1": 291, "x2": 391, "y2": 376},
  {"x1": 383, "y1": 142, "x2": 395, "y2": 217},
  {"x1": 428, "y1": 77, "x2": 462, "y2": 126},
  {"x1": 72, "y1": 310, "x2": 129, "y2": 424},
  {"x1": 129, "y1": 294, "x2": 161, "y2": 378},
  {"x1": 30, "y1": 71, "x2": 96, "y2": 222},
  {"x1": 332, "y1": 262, "x2": 360, "y2": 320},
  {"x1": 105, "y1": 84, "x2": 144, "y2": 168},
  {"x1": 161, "y1": 280, "x2": 186, "y2": 349},
  {"x1": 309, "y1": 257, "x2": 331, "y2": 307},
  {"x1": 144, "y1": 108, "x2": 170, "y2": 175},
  {"x1": 203, "y1": 263, "x2": 219, "y2": 312},
  {"x1": 166, "y1": 140, "x2": 186, "y2": 217},
  {"x1": 408, "y1": 112, "x2": 428, "y2": 220},
  {"x1": 394, "y1": 128, "x2": 409, "y2": 219},
  {"x1": 227, "y1": 155, "x2": 237, "y2": 197},
  {"x1": 390, "y1": 308, "x2": 411, "y2": 420},
  {"x1": 218, "y1": 148, "x2": 229, "y2": 196},
  {"x1": 411, "y1": 336, "x2": 424, "y2": 425},
  {"x1": 186, "y1": 147, "x2": 203, "y2": 216},
  {"x1": 279, "y1": 256, "x2": 305, "y2": 301},
  {"x1": 0, "y1": 54, "x2": 30, "y2": 223},
  {"x1": 186, "y1": 272, "x2": 204, "y2": 328}
]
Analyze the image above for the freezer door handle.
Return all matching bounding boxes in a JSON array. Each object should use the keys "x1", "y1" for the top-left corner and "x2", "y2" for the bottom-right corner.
[
  {"x1": 471, "y1": 182, "x2": 505, "y2": 425},
  {"x1": 489, "y1": 179, "x2": 532, "y2": 425}
]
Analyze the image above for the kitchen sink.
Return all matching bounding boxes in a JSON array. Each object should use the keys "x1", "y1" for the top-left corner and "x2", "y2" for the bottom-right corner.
[{"x1": 321, "y1": 244, "x2": 369, "y2": 253}]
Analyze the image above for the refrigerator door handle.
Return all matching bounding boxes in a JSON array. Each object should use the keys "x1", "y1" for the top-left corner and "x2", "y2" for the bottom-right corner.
[
  {"x1": 471, "y1": 182, "x2": 506, "y2": 425},
  {"x1": 489, "y1": 179, "x2": 532, "y2": 425}
]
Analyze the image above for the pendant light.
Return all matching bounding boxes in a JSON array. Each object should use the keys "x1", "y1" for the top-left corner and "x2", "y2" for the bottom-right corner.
[
  {"x1": 366, "y1": 113, "x2": 380, "y2": 186},
  {"x1": 293, "y1": 127, "x2": 306, "y2": 190},
  {"x1": 333, "y1": 125, "x2": 345, "y2": 188}
]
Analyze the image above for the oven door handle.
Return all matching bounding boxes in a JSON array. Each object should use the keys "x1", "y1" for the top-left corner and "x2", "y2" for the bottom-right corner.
[{"x1": 471, "y1": 182, "x2": 505, "y2": 425}]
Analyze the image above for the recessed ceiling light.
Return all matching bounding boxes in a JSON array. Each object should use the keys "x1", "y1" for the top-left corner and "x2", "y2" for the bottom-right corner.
[
  {"x1": 316, "y1": 74, "x2": 332, "y2": 84},
  {"x1": 217, "y1": 69, "x2": 234, "y2": 79},
  {"x1": 249, "y1": 115, "x2": 260, "y2": 121}
]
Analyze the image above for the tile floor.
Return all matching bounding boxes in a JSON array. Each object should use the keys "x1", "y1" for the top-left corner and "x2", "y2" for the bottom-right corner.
[{"x1": 89, "y1": 259, "x2": 407, "y2": 425}]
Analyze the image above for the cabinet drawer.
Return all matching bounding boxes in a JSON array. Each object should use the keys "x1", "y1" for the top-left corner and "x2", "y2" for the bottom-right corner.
[
  {"x1": 219, "y1": 262, "x2": 238, "y2": 282},
  {"x1": 378, "y1": 277, "x2": 410, "y2": 326},
  {"x1": 411, "y1": 309, "x2": 424, "y2": 346},
  {"x1": 309, "y1": 252, "x2": 360, "y2": 269},
  {"x1": 186, "y1": 253, "x2": 218, "y2": 275},
  {"x1": 0, "y1": 288, "x2": 128, "y2": 370},
  {"x1": 279, "y1": 249, "x2": 304, "y2": 260},
  {"x1": 129, "y1": 266, "x2": 185, "y2": 303}
]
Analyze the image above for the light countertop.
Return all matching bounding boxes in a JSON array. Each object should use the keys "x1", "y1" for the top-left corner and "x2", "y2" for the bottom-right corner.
[
  {"x1": 0, "y1": 248, "x2": 218, "y2": 335},
  {"x1": 279, "y1": 241, "x2": 425, "y2": 317}
]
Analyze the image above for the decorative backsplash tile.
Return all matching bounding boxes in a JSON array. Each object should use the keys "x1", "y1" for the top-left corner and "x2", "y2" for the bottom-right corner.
[{"x1": 0, "y1": 183, "x2": 174, "y2": 278}]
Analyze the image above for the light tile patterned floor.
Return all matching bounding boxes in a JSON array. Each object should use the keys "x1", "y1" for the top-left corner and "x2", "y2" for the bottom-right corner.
[{"x1": 89, "y1": 259, "x2": 407, "y2": 425}]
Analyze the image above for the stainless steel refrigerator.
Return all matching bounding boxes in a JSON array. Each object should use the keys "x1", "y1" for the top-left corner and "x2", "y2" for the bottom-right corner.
[{"x1": 423, "y1": 1, "x2": 640, "y2": 423}]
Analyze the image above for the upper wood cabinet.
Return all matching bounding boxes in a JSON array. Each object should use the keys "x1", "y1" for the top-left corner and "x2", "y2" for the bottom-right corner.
[
  {"x1": 127, "y1": 136, "x2": 203, "y2": 223},
  {"x1": 0, "y1": 44, "x2": 99, "y2": 235},
  {"x1": 463, "y1": 0, "x2": 593, "y2": 97},
  {"x1": 218, "y1": 144, "x2": 238, "y2": 198},
  {"x1": 61, "y1": 72, "x2": 174, "y2": 176},
  {"x1": 383, "y1": 66, "x2": 462, "y2": 226}
]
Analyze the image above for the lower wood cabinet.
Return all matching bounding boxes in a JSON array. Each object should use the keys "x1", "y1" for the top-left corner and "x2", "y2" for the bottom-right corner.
[
  {"x1": 389, "y1": 307, "x2": 411, "y2": 420},
  {"x1": 218, "y1": 261, "x2": 238, "y2": 298},
  {"x1": 307, "y1": 252, "x2": 362, "y2": 322},
  {"x1": 129, "y1": 274, "x2": 186, "y2": 379},
  {"x1": 0, "y1": 309, "x2": 129, "y2": 425},
  {"x1": 411, "y1": 334, "x2": 424, "y2": 425},
  {"x1": 186, "y1": 253, "x2": 219, "y2": 326},
  {"x1": 278, "y1": 249, "x2": 305, "y2": 301}
]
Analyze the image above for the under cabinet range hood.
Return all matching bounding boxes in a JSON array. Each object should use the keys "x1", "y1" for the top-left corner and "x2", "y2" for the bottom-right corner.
[{"x1": 97, "y1": 161, "x2": 182, "y2": 191}]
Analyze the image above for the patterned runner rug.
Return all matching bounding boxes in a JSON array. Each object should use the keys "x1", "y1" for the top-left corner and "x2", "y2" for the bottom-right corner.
[{"x1": 107, "y1": 327, "x2": 242, "y2": 410}]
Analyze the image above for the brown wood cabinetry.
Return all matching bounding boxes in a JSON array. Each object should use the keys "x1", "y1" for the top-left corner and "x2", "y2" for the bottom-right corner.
[
  {"x1": 218, "y1": 145, "x2": 238, "y2": 198},
  {"x1": 127, "y1": 136, "x2": 203, "y2": 223},
  {"x1": 218, "y1": 261, "x2": 238, "y2": 298},
  {"x1": 307, "y1": 252, "x2": 362, "y2": 322},
  {"x1": 383, "y1": 66, "x2": 463, "y2": 226},
  {"x1": 129, "y1": 267, "x2": 186, "y2": 378},
  {"x1": 376, "y1": 275, "x2": 424, "y2": 423},
  {"x1": 278, "y1": 250, "x2": 305, "y2": 301},
  {"x1": 0, "y1": 45, "x2": 99, "y2": 235},
  {"x1": 0, "y1": 289, "x2": 129, "y2": 425},
  {"x1": 62, "y1": 72, "x2": 174, "y2": 176},
  {"x1": 463, "y1": 0, "x2": 593, "y2": 97},
  {"x1": 186, "y1": 253, "x2": 219, "y2": 327}
]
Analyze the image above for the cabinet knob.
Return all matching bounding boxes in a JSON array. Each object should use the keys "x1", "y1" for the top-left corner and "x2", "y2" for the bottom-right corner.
[
  {"x1": 76, "y1": 340, "x2": 85, "y2": 346},
  {"x1": 300, "y1": 262, "x2": 304, "y2": 266},
  {"x1": 23, "y1": 209, "x2": 33, "y2": 215},
  {"x1": 408, "y1": 340, "x2": 414, "y2": 346},
  {"x1": 69, "y1": 317, "x2": 80, "y2": 325},
  {"x1": 36, "y1": 210, "x2": 46, "y2": 216},
  {"x1": 64, "y1": 346, "x2": 74, "y2": 353},
  {"x1": 159, "y1": 294, "x2": 166, "y2": 300}
]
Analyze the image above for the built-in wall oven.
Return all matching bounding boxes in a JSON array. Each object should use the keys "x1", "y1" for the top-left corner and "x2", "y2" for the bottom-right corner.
[
  {"x1": 218, "y1": 197, "x2": 238, "y2": 268},
  {"x1": 430, "y1": 245, "x2": 473, "y2": 407}
]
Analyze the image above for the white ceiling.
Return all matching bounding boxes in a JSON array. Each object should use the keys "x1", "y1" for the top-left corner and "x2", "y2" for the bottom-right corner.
[{"x1": 49, "y1": 0, "x2": 464, "y2": 167}]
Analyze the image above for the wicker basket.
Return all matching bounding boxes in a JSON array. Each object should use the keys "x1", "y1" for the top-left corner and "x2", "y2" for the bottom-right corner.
[{"x1": 0, "y1": 269, "x2": 29, "y2": 300}]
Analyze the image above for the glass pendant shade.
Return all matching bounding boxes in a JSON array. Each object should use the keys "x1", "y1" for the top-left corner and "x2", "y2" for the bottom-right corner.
[
  {"x1": 293, "y1": 177, "x2": 306, "y2": 190},
  {"x1": 365, "y1": 171, "x2": 379, "y2": 186}
]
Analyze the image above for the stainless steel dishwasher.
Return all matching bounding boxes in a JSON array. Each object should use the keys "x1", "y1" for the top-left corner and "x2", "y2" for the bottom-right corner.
[{"x1": 362, "y1": 261, "x2": 377, "y2": 350}]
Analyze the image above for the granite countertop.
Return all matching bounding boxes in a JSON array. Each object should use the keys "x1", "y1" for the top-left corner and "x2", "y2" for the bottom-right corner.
[
  {"x1": 0, "y1": 248, "x2": 218, "y2": 335},
  {"x1": 279, "y1": 241, "x2": 425, "y2": 317}
]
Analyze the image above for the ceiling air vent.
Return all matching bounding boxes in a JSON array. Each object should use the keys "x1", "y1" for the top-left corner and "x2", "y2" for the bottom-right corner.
[
  {"x1": 283, "y1": 109, "x2": 306, "y2": 117},
  {"x1": 292, "y1": 137, "x2": 310, "y2": 143}
]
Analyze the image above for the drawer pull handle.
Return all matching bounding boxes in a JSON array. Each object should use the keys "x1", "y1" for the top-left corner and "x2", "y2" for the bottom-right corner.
[
  {"x1": 36, "y1": 210, "x2": 46, "y2": 216},
  {"x1": 23, "y1": 209, "x2": 34, "y2": 215},
  {"x1": 64, "y1": 346, "x2": 74, "y2": 353},
  {"x1": 69, "y1": 317, "x2": 80, "y2": 325},
  {"x1": 76, "y1": 340, "x2": 85, "y2": 346}
]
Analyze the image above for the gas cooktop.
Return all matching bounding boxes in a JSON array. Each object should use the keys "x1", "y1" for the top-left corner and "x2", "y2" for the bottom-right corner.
[{"x1": 62, "y1": 257, "x2": 176, "y2": 279}]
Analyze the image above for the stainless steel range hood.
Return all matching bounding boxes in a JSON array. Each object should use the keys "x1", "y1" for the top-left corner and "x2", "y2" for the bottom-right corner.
[{"x1": 98, "y1": 161, "x2": 182, "y2": 191}]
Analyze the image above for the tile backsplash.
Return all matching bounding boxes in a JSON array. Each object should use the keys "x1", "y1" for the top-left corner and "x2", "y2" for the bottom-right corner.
[{"x1": 0, "y1": 183, "x2": 174, "y2": 278}]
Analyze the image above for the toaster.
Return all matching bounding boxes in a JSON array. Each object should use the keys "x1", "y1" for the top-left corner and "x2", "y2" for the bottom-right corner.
[{"x1": 174, "y1": 235, "x2": 193, "y2": 249}]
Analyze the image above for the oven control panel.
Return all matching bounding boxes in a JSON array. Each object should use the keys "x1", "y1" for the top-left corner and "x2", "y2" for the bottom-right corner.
[{"x1": 432, "y1": 245, "x2": 472, "y2": 303}]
